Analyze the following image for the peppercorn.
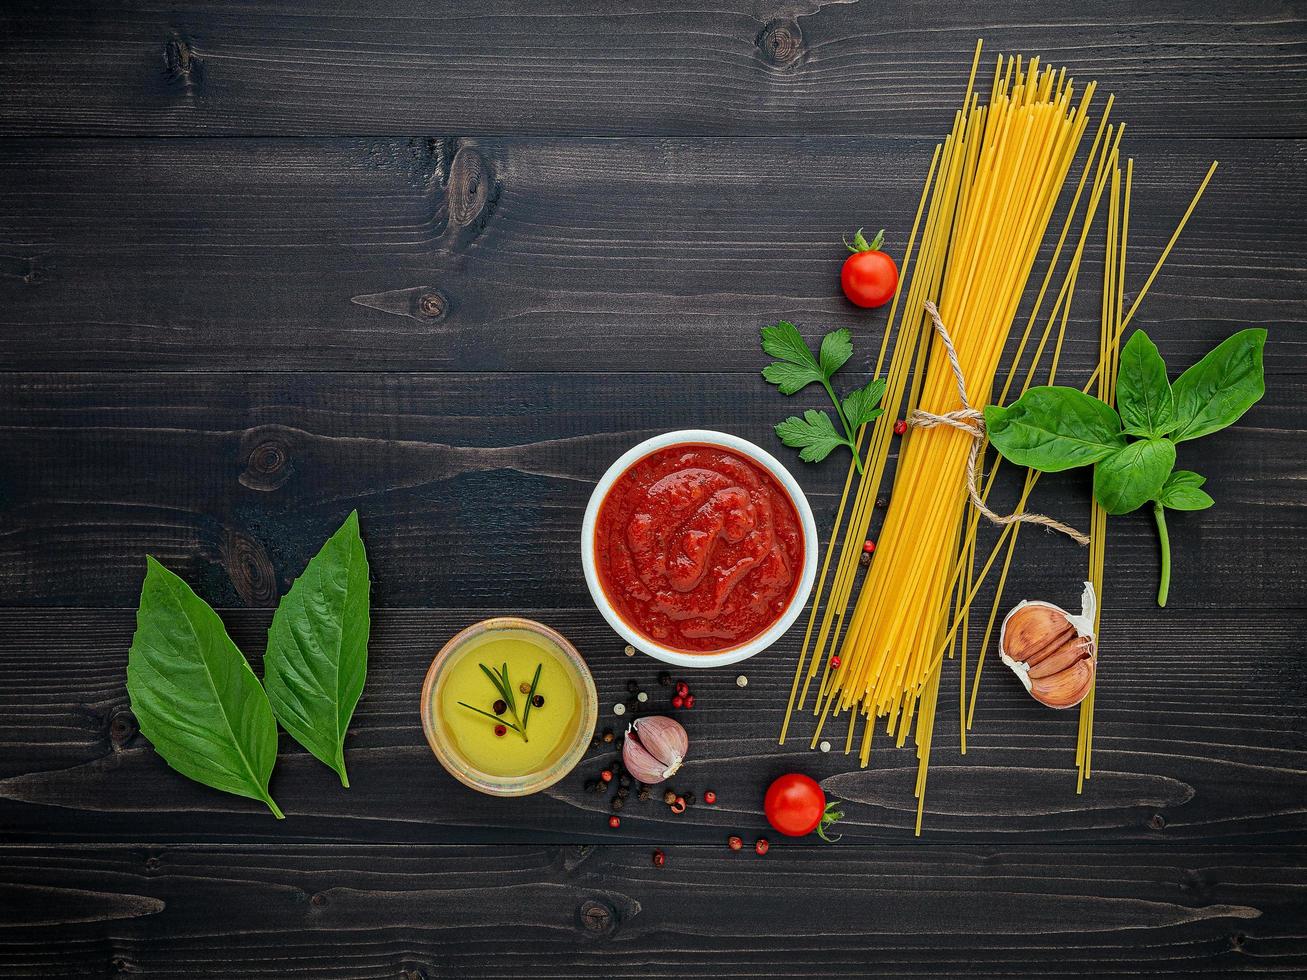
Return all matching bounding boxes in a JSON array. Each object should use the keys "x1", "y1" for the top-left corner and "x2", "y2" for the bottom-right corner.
[
  {"x1": 584, "y1": 779, "x2": 601, "y2": 794},
  {"x1": 493, "y1": 724, "x2": 507, "y2": 737},
  {"x1": 600, "y1": 769, "x2": 613, "y2": 783},
  {"x1": 590, "y1": 734, "x2": 601, "y2": 749},
  {"x1": 616, "y1": 787, "x2": 629, "y2": 800},
  {"x1": 830, "y1": 655, "x2": 842, "y2": 669},
  {"x1": 894, "y1": 419, "x2": 908, "y2": 435},
  {"x1": 663, "y1": 789, "x2": 677, "y2": 805},
  {"x1": 658, "y1": 671, "x2": 673, "y2": 687},
  {"x1": 636, "y1": 691, "x2": 649, "y2": 703},
  {"x1": 675, "y1": 681, "x2": 689, "y2": 697},
  {"x1": 623, "y1": 644, "x2": 636, "y2": 657},
  {"x1": 493, "y1": 699, "x2": 507, "y2": 715},
  {"x1": 859, "y1": 551, "x2": 871, "y2": 567},
  {"x1": 728, "y1": 835, "x2": 743, "y2": 851},
  {"x1": 683, "y1": 694, "x2": 695, "y2": 708},
  {"x1": 608, "y1": 816, "x2": 620, "y2": 829},
  {"x1": 704, "y1": 790, "x2": 717, "y2": 805},
  {"x1": 626, "y1": 679, "x2": 640, "y2": 693},
  {"x1": 755, "y1": 838, "x2": 770, "y2": 855},
  {"x1": 682, "y1": 791, "x2": 696, "y2": 806},
  {"x1": 637, "y1": 784, "x2": 652, "y2": 801},
  {"x1": 671, "y1": 695, "x2": 684, "y2": 709},
  {"x1": 670, "y1": 798, "x2": 686, "y2": 814},
  {"x1": 652, "y1": 849, "x2": 665, "y2": 868},
  {"x1": 863, "y1": 540, "x2": 876, "y2": 554},
  {"x1": 876, "y1": 496, "x2": 889, "y2": 509},
  {"x1": 602, "y1": 729, "x2": 614, "y2": 744},
  {"x1": 519, "y1": 682, "x2": 530, "y2": 695},
  {"x1": 618, "y1": 774, "x2": 631, "y2": 788},
  {"x1": 611, "y1": 796, "x2": 625, "y2": 812}
]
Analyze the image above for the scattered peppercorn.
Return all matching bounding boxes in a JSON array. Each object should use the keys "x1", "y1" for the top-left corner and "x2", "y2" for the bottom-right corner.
[
  {"x1": 704, "y1": 790, "x2": 717, "y2": 805},
  {"x1": 675, "y1": 681, "x2": 689, "y2": 697},
  {"x1": 519, "y1": 682, "x2": 530, "y2": 695},
  {"x1": 728, "y1": 835, "x2": 743, "y2": 851},
  {"x1": 636, "y1": 691, "x2": 649, "y2": 703},
  {"x1": 683, "y1": 694, "x2": 695, "y2": 708},
  {"x1": 736, "y1": 675, "x2": 748, "y2": 688},
  {"x1": 670, "y1": 798, "x2": 686, "y2": 814},
  {"x1": 532, "y1": 694, "x2": 544, "y2": 708},
  {"x1": 494, "y1": 724, "x2": 507, "y2": 737},
  {"x1": 591, "y1": 735, "x2": 601, "y2": 749},
  {"x1": 830, "y1": 655, "x2": 842, "y2": 669},
  {"x1": 611, "y1": 796, "x2": 624, "y2": 812},
  {"x1": 671, "y1": 695, "x2": 685, "y2": 709},
  {"x1": 894, "y1": 419, "x2": 908, "y2": 435},
  {"x1": 876, "y1": 496, "x2": 889, "y2": 509},
  {"x1": 658, "y1": 671, "x2": 673, "y2": 687},
  {"x1": 626, "y1": 679, "x2": 640, "y2": 693},
  {"x1": 602, "y1": 729, "x2": 615, "y2": 744},
  {"x1": 618, "y1": 775, "x2": 631, "y2": 789},
  {"x1": 493, "y1": 699, "x2": 507, "y2": 715},
  {"x1": 623, "y1": 644, "x2": 636, "y2": 657},
  {"x1": 608, "y1": 816, "x2": 620, "y2": 829},
  {"x1": 637, "y1": 784, "x2": 652, "y2": 801},
  {"x1": 819, "y1": 740, "x2": 831, "y2": 753},
  {"x1": 862, "y1": 540, "x2": 876, "y2": 554},
  {"x1": 755, "y1": 838, "x2": 770, "y2": 855},
  {"x1": 584, "y1": 779, "x2": 601, "y2": 793},
  {"x1": 616, "y1": 787, "x2": 629, "y2": 800},
  {"x1": 613, "y1": 703, "x2": 626, "y2": 716},
  {"x1": 652, "y1": 850, "x2": 666, "y2": 868},
  {"x1": 682, "y1": 791, "x2": 696, "y2": 806},
  {"x1": 859, "y1": 552, "x2": 871, "y2": 567},
  {"x1": 600, "y1": 769, "x2": 613, "y2": 783},
  {"x1": 663, "y1": 789, "x2": 677, "y2": 805}
]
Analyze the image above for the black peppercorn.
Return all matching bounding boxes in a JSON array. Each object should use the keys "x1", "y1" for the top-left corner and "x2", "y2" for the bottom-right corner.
[
  {"x1": 637, "y1": 784, "x2": 651, "y2": 801},
  {"x1": 859, "y1": 551, "x2": 871, "y2": 567},
  {"x1": 611, "y1": 796, "x2": 624, "y2": 812},
  {"x1": 531, "y1": 694, "x2": 544, "y2": 708},
  {"x1": 626, "y1": 679, "x2": 639, "y2": 693},
  {"x1": 658, "y1": 672, "x2": 672, "y2": 687},
  {"x1": 602, "y1": 729, "x2": 614, "y2": 744},
  {"x1": 590, "y1": 735, "x2": 601, "y2": 749},
  {"x1": 682, "y1": 791, "x2": 696, "y2": 806},
  {"x1": 876, "y1": 496, "x2": 889, "y2": 509},
  {"x1": 616, "y1": 787, "x2": 629, "y2": 800},
  {"x1": 584, "y1": 779, "x2": 601, "y2": 794},
  {"x1": 493, "y1": 699, "x2": 507, "y2": 715}
]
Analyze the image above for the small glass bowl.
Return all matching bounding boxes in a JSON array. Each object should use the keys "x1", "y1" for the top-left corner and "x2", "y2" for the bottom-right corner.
[{"x1": 419, "y1": 617, "x2": 598, "y2": 797}]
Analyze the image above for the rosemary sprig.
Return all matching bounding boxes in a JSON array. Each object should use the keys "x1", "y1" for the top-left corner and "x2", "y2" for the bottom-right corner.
[
  {"x1": 464, "y1": 661, "x2": 542, "y2": 742},
  {"x1": 456, "y1": 701, "x2": 523, "y2": 733},
  {"x1": 521, "y1": 662, "x2": 543, "y2": 729}
]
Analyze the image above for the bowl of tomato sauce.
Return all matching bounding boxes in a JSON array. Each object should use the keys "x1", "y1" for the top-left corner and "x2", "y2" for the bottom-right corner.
[{"x1": 582, "y1": 430, "x2": 818, "y2": 668}]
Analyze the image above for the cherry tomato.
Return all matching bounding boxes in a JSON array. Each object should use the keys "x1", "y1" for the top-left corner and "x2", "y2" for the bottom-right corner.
[
  {"x1": 763, "y1": 773, "x2": 845, "y2": 842},
  {"x1": 840, "y1": 227, "x2": 898, "y2": 309}
]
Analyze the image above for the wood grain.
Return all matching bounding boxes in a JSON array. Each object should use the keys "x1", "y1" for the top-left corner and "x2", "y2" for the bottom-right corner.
[
  {"x1": 1, "y1": 844, "x2": 1302, "y2": 977},
  {"x1": 0, "y1": 607, "x2": 1301, "y2": 844},
  {"x1": 0, "y1": 137, "x2": 1299, "y2": 372},
  {"x1": 0, "y1": 371, "x2": 1296, "y2": 610},
  {"x1": 1, "y1": 1, "x2": 1305, "y2": 138}
]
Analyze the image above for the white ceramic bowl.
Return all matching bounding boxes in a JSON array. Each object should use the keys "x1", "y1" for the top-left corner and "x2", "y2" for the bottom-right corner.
[{"x1": 581, "y1": 429, "x2": 818, "y2": 669}]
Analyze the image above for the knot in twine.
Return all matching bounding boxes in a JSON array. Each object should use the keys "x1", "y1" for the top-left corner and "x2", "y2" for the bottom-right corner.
[{"x1": 907, "y1": 301, "x2": 1089, "y2": 546}]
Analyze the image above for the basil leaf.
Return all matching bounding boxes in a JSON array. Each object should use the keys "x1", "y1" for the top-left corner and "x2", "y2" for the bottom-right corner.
[
  {"x1": 264, "y1": 511, "x2": 370, "y2": 787},
  {"x1": 841, "y1": 377, "x2": 887, "y2": 430},
  {"x1": 1117, "y1": 330, "x2": 1175, "y2": 437},
  {"x1": 762, "y1": 360, "x2": 824, "y2": 395},
  {"x1": 1159, "y1": 470, "x2": 1215, "y2": 511},
  {"x1": 775, "y1": 409, "x2": 848, "y2": 463},
  {"x1": 984, "y1": 386, "x2": 1126, "y2": 472},
  {"x1": 1093, "y1": 438, "x2": 1177, "y2": 515},
  {"x1": 818, "y1": 328, "x2": 854, "y2": 378},
  {"x1": 761, "y1": 321, "x2": 819, "y2": 370},
  {"x1": 127, "y1": 557, "x2": 283, "y2": 818},
  {"x1": 1170, "y1": 328, "x2": 1267, "y2": 442}
]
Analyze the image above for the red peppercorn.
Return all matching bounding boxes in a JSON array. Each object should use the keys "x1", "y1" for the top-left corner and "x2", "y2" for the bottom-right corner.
[
  {"x1": 600, "y1": 769, "x2": 613, "y2": 783},
  {"x1": 493, "y1": 724, "x2": 507, "y2": 737},
  {"x1": 675, "y1": 681, "x2": 689, "y2": 697},
  {"x1": 704, "y1": 791, "x2": 717, "y2": 805},
  {"x1": 894, "y1": 419, "x2": 908, "y2": 435},
  {"x1": 862, "y1": 539, "x2": 876, "y2": 554},
  {"x1": 829, "y1": 655, "x2": 841, "y2": 669},
  {"x1": 683, "y1": 694, "x2": 695, "y2": 708},
  {"x1": 608, "y1": 816, "x2": 620, "y2": 829},
  {"x1": 652, "y1": 849, "x2": 666, "y2": 868},
  {"x1": 671, "y1": 695, "x2": 685, "y2": 709},
  {"x1": 728, "y1": 835, "x2": 743, "y2": 851},
  {"x1": 755, "y1": 838, "x2": 770, "y2": 856}
]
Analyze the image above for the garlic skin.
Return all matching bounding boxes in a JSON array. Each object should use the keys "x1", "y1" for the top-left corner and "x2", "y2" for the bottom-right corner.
[
  {"x1": 621, "y1": 715, "x2": 688, "y2": 784},
  {"x1": 999, "y1": 581, "x2": 1097, "y2": 709}
]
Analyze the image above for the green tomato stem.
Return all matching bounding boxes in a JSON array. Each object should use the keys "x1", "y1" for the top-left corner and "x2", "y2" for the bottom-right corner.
[{"x1": 1152, "y1": 500, "x2": 1171, "y2": 607}]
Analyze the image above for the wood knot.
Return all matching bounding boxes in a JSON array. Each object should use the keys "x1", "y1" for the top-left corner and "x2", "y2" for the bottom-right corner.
[
  {"x1": 576, "y1": 898, "x2": 618, "y2": 937},
  {"x1": 239, "y1": 427, "x2": 295, "y2": 492},
  {"x1": 1149, "y1": 813, "x2": 1167, "y2": 831},
  {"x1": 110, "y1": 955, "x2": 138, "y2": 975},
  {"x1": 399, "y1": 968, "x2": 428, "y2": 980},
  {"x1": 310, "y1": 892, "x2": 328, "y2": 908},
  {"x1": 145, "y1": 855, "x2": 162, "y2": 873},
  {"x1": 220, "y1": 529, "x2": 279, "y2": 607},
  {"x1": 448, "y1": 145, "x2": 498, "y2": 231},
  {"x1": 1230, "y1": 933, "x2": 1246, "y2": 950},
  {"x1": 417, "y1": 290, "x2": 448, "y2": 320},
  {"x1": 162, "y1": 35, "x2": 204, "y2": 91},
  {"x1": 757, "y1": 19, "x2": 803, "y2": 67},
  {"x1": 108, "y1": 706, "x2": 138, "y2": 748}
]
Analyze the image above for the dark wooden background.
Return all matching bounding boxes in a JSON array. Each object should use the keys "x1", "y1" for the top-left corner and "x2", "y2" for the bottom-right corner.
[{"x1": 2, "y1": 3, "x2": 1304, "y2": 977}]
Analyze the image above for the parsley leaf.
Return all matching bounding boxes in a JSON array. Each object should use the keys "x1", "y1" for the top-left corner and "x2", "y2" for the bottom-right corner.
[
  {"x1": 842, "y1": 377, "x2": 887, "y2": 430},
  {"x1": 761, "y1": 321, "x2": 820, "y2": 370},
  {"x1": 819, "y1": 329, "x2": 854, "y2": 378},
  {"x1": 762, "y1": 361, "x2": 825, "y2": 395},
  {"x1": 775, "y1": 410, "x2": 848, "y2": 464}
]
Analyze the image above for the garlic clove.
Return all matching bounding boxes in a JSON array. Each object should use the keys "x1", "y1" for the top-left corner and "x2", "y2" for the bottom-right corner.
[
  {"x1": 999, "y1": 582, "x2": 1098, "y2": 710},
  {"x1": 621, "y1": 715, "x2": 688, "y2": 785},
  {"x1": 621, "y1": 737, "x2": 672, "y2": 785}
]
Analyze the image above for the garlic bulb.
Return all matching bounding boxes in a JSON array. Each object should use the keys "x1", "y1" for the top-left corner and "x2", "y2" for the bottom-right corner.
[
  {"x1": 621, "y1": 715, "x2": 688, "y2": 785},
  {"x1": 999, "y1": 582, "x2": 1097, "y2": 709}
]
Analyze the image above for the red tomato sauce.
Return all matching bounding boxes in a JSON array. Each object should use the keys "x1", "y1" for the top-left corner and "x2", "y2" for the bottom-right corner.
[{"x1": 593, "y1": 444, "x2": 805, "y2": 653}]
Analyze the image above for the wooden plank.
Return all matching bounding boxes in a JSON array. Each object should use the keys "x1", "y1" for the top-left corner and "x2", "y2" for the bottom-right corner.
[
  {"x1": 0, "y1": 607, "x2": 1301, "y2": 843},
  {"x1": 0, "y1": 371, "x2": 1297, "y2": 610},
  {"x1": 0, "y1": 844, "x2": 1302, "y2": 976},
  {"x1": 2, "y1": 2, "x2": 1305, "y2": 138},
  {"x1": 0, "y1": 136, "x2": 1300, "y2": 372}
]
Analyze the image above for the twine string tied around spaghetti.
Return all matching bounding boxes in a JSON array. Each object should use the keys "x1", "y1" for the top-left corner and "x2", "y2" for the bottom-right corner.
[{"x1": 907, "y1": 301, "x2": 1090, "y2": 546}]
